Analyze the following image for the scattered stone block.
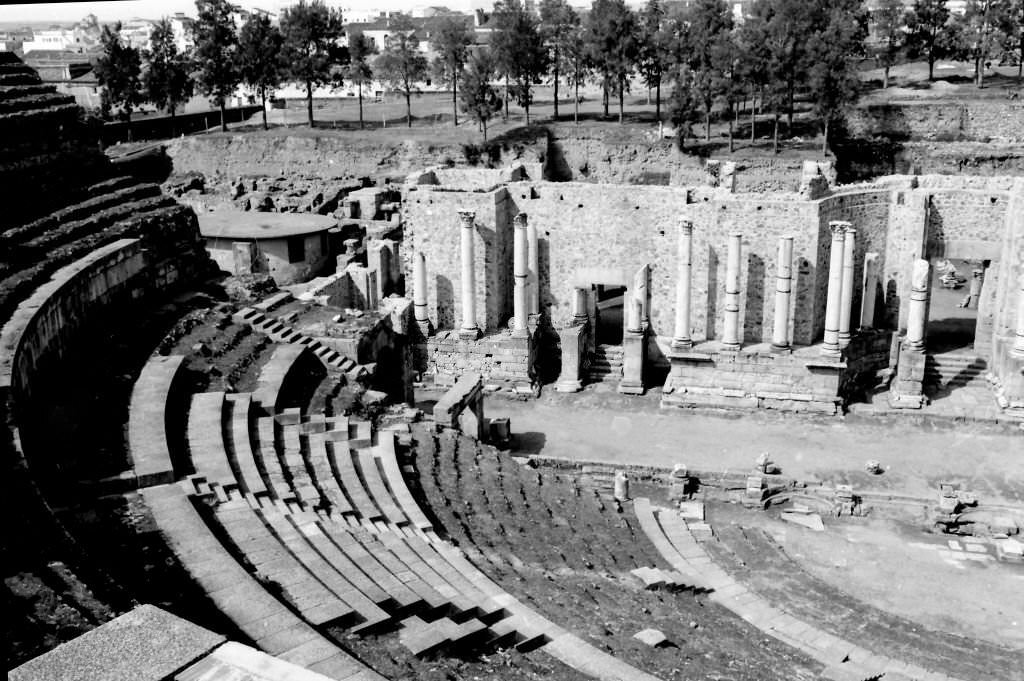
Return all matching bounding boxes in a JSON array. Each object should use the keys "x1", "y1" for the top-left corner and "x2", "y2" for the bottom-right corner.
[
  {"x1": 613, "y1": 471, "x2": 630, "y2": 501},
  {"x1": 678, "y1": 501, "x2": 705, "y2": 521},
  {"x1": 864, "y1": 460, "x2": 883, "y2": 474},
  {"x1": 362, "y1": 389, "x2": 388, "y2": 406},
  {"x1": 781, "y1": 511, "x2": 824, "y2": 531},
  {"x1": 633, "y1": 628, "x2": 669, "y2": 647},
  {"x1": 688, "y1": 521, "x2": 714, "y2": 537}
]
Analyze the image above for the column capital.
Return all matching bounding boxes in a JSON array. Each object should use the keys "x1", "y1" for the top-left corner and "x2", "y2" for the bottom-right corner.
[
  {"x1": 458, "y1": 210, "x2": 476, "y2": 226},
  {"x1": 829, "y1": 221, "x2": 850, "y2": 237},
  {"x1": 679, "y1": 220, "x2": 693, "y2": 235},
  {"x1": 843, "y1": 226, "x2": 857, "y2": 236},
  {"x1": 513, "y1": 212, "x2": 528, "y2": 228}
]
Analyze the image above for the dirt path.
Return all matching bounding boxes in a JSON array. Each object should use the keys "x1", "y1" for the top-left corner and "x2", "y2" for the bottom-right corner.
[{"x1": 483, "y1": 389, "x2": 1024, "y2": 505}]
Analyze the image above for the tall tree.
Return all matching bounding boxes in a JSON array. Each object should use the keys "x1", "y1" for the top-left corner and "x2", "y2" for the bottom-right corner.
[
  {"x1": 667, "y1": 65, "x2": 702, "y2": 146},
  {"x1": 343, "y1": 31, "x2": 375, "y2": 129},
  {"x1": 637, "y1": 0, "x2": 669, "y2": 121},
  {"x1": 238, "y1": 13, "x2": 283, "y2": 130},
  {"x1": 906, "y1": 0, "x2": 952, "y2": 81},
  {"x1": 683, "y1": 0, "x2": 733, "y2": 141},
  {"x1": 735, "y1": 12, "x2": 769, "y2": 143},
  {"x1": 540, "y1": 0, "x2": 579, "y2": 120},
  {"x1": 874, "y1": 0, "x2": 908, "y2": 88},
  {"x1": 143, "y1": 18, "x2": 193, "y2": 133},
  {"x1": 430, "y1": 16, "x2": 473, "y2": 126},
  {"x1": 807, "y1": 0, "x2": 868, "y2": 154},
  {"x1": 713, "y1": 31, "x2": 743, "y2": 152},
  {"x1": 375, "y1": 15, "x2": 428, "y2": 127},
  {"x1": 459, "y1": 51, "x2": 503, "y2": 141},
  {"x1": 94, "y1": 22, "x2": 143, "y2": 138},
  {"x1": 191, "y1": 0, "x2": 240, "y2": 132},
  {"x1": 586, "y1": 0, "x2": 639, "y2": 123},
  {"x1": 490, "y1": 0, "x2": 547, "y2": 124},
  {"x1": 563, "y1": 22, "x2": 591, "y2": 124},
  {"x1": 280, "y1": 0, "x2": 345, "y2": 127}
]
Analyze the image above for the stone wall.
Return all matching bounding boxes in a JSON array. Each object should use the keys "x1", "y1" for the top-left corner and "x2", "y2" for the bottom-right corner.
[
  {"x1": 925, "y1": 190, "x2": 1008, "y2": 260},
  {"x1": 846, "y1": 101, "x2": 1024, "y2": 142},
  {"x1": 425, "y1": 331, "x2": 531, "y2": 382}
]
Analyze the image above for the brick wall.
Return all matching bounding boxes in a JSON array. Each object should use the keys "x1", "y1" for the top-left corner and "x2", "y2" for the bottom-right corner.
[{"x1": 425, "y1": 331, "x2": 531, "y2": 382}]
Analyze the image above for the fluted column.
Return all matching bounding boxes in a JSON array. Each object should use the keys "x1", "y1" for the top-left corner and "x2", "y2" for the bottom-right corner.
[
  {"x1": 672, "y1": 221, "x2": 694, "y2": 349},
  {"x1": 526, "y1": 216, "x2": 540, "y2": 322},
  {"x1": 413, "y1": 250, "x2": 429, "y2": 335},
  {"x1": 512, "y1": 213, "x2": 529, "y2": 337},
  {"x1": 905, "y1": 259, "x2": 930, "y2": 351},
  {"x1": 458, "y1": 210, "x2": 479, "y2": 338},
  {"x1": 860, "y1": 252, "x2": 879, "y2": 330},
  {"x1": 1012, "y1": 273, "x2": 1024, "y2": 358},
  {"x1": 572, "y1": 287, "x2": 589, "y2": 325},
  {"x1": 722, "y1": 233, "x2": 742, "y2": 350},
  {"x1": 838, "y1": 226, "x2": 857, "y2": 348},
  {"x1": 771, "y1": 235, "x2": 794, "y2": 352},
  {"x1": 821, "y1": 221, "x2": 848, "y2": 357}
]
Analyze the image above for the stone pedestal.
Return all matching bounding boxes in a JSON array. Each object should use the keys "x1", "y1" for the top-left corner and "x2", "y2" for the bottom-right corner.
[
  {"x1": 889, "y1": 343, "x2": 926, "y2": 409},
  {"x1": 458, "y1": 210, "x2": 480, "y2": 340},
  {"x1": 555, "y1": 323, "x2": 588, "y2": 392},
  {"x1": 618, "y1": 328, "x2": 646, "y2": 395},
  {"x1": 770, "y1": 235, "x2": 793, "y2": 353},
  {"x1": 821, "y1": 222, "x2": 848, "y2": 357},
  {"x1": 722, "y1": 233, "x2": 742, "y2": 350},
  {"x1": 838, "y1": 227, "x2": 856, "y2": 348},
  {"x1": 672, "y1": 221, "x2": 694, "y2": 350}
]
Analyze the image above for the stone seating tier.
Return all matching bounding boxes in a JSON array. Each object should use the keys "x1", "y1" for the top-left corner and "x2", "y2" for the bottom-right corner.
[{"x1": 128, "y1": 354, "x2": 187, "y2": 487}]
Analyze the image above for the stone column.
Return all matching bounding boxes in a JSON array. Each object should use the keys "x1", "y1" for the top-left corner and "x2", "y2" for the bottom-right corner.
[
  {"x1": 838, "y1": 226, "x2": 856, "y2": 348},
  {"x1": 905, "y1": 259, "x2": 930, "y2": 351},
  {"x1": 969, "y1": 269, "x2": 983, "y2": 309},
  {"x1": 672, "y1": 220, "x2": 694, "y2": 350},
  {"x1": 572, "y1": 287, "x2": 589, "y2": 326},
  {"x1": 770, "y1": 235, "x2": 793, "y2": 352},
  {"x1": 860, "y1": 252, "x2": 879, "y2": 330},
  {"x1": 1012, "y1": 273, "x2": 1024, "y2": 358},
  {"x1": 458, "y1": 210, "x2": 479, "y2": 339},
  {"x1": 512, "y1": 213, "x2": 529, "y2": 337},
  {"x1": 722, "y1": 233, "x2": 742, "y2": 350},
  {"x1": 821, "y1": 221, "x2": 848, "y2": 357},
  {"x1": 626, "y1": 297, "x2": 643, "y2": 333},
  {"x1": 413, "y1": 250, "x2": 429, "y2": 335},
  {"x1": 526, "y1": 216, "x2": 540, "y2": 323}
]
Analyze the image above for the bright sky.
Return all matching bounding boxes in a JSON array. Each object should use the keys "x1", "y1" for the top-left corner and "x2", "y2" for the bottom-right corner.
[{"x1": 0, "y1": 0, "x2": 492, "y2": 25}]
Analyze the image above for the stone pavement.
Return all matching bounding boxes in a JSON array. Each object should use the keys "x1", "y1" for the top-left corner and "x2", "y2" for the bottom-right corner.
[{"x1": 478, "y1": 388, "x2": 1024, "y2": 506}]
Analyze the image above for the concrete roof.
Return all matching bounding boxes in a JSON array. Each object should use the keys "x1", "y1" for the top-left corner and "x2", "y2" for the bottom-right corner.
[{"x1": 198, "y1": 210, "x2": 337, "y2": 240}]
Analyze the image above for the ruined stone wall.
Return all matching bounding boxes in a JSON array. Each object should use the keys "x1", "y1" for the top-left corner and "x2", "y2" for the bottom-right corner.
[
  {"x1": 426, "y1": 331, "x2": 530, "y2": 382},
  {"x1": 402, "y1": 187, "x2": 513, "y2": 332},
  {"x1": 991, "y1": 180, "x2": 1024, "y2": 403},
  {"x1": 925, "y1": 190, "x2": 1008, "y2": 260},
  {"x1": 846, "y1": 101, "x2": 1024, "y2": 142}
]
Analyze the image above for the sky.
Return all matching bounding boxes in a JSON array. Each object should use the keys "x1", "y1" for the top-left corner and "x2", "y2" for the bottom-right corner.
[{"x1": 0, "y1": 0, "x2": 493, "y2": 25}]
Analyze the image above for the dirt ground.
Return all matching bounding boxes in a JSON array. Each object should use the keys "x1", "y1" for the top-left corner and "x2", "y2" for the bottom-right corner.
[{"x1": 485, "y1": 389, "x2": 1024, "y2": 506}]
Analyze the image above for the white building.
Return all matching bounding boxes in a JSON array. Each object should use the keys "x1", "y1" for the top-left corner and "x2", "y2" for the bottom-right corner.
[{"x1": 21, "y1": 27, "x2": 76, "y2": 53}]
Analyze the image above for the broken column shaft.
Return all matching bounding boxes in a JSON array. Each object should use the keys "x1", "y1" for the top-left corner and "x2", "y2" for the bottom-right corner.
[
  {"x1": 413, "y1": 250, "x2": 429, "y2": 335},
  {"x1": 672, "y1": 220, "x2": 693, "y2": 350},
  {"x1": 838, "y1": 226, "x2": 857, "y2": 348},
  {"x1": 821, "y1": 221, "x2": 848, "y2": 357},
  {"x1": 860, "y1": 252, "x2": 879, "y2": 330},
  {"x1": 512, "y1": 213, "x2": 529, "y2": 337},
  {"x1": 722, "y1": 233, "x2": 742, "y2": 350},
  {"x1": 771, "y1": 235, "x2": 794, "y2": 352},
  {"x1": 458, "y1": 210, "x2": 479, "y2": 338},
  {"x1": 906, "y1": 258, "x2": 931, "y2": 351}
]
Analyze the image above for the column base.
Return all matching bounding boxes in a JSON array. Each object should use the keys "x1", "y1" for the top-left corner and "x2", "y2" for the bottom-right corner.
[
  {"x1": 837, "y1": 332, "x2": 852, "y2": 347},
  {"x1": 555, "y1": 379, "x2": 583, "y2": 393},
  {"x1": 670, "y1": 338, "x2": 693, "y2": 351},
  {"x1": 769, "y1": 343, "x2": 791, "y2": 354},
  {"x1": 887, "y1": 391, "x2": 925, "y2": 409},
  {"x1": 820, "y1": 343, "x2": 841, "y2": 358},
  {"x1": 459, "y1": 327, "x2": 481, "y2": 340},
  {"x1": 721, "y1": 342, "x2": 741, "y2": 352},
  {"x1": 415, "y1": 320, "x2": 431, "y2": 338},
  {"x1": 511, "y1": 329, "x2": 530, "y2": 339},
  {"x1": 617, "y1": 379, "x2": 645, "y2": 395},
  {"x1": 905, "y1": 340, "x2": 925, "y2": 352}
]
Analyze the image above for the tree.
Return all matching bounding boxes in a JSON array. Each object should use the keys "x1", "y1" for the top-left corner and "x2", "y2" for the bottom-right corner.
[
  {"x1": 586, "y1": 0, "x2": 639, "y2": 123},
  {"x1": 238, "y1": 14, "x2": 283, "y2": 130},
  {"x1": 906, "y1": 0, "x2": 952, "y2": 81},
  {"x1": 807, "y1": 0, "x2": 868, "y2": 154},
  {"x1": 430, "y1": 17, "x2": 473, "y2": 126},
  {"x1": 959, "y1": 0, "x2": 1015, "y2": 86},
  {"x1": 375, "y1": 15, "x2": 428, "y2": 127},
  {"x1": 280, "y1": 0, "x2": 344, "y2": 127},
  {"x1": 563, "y1": 23, "x2": 591, "y2": 124},
  {"x1": 735, "y1": 13, "x2": 769, "y2": 143},
  {"x1": 667, "y1": 65, "x2": 702, "y2": 146},
  {"x1": 490, "y1": 0, "x2": 548, "y2": 124},
  {"x1": 191, "y1": 0, "x2": 240, "y2": 132},
  {"x1": 94, "y1": 23, "x2": 143, "y2": 138},
  {"x1": 874, "y1": 0, "x2": 908, "y2": 88},
  {"x1": 539, "y1": 0, "x2": 579, "y2": 120},
  {"x1": 343, "y1": 31, "x2": 375, "y2": 129},
  {"x1": 637, "y1": 0, "x2": 669, "y2": 121},
  {"x1": 143, "y1": 18, "x2": 193, "y2": 133},
  {"x1": 712, "y1": 31, "x2": 743, "y2": 151},
  {"x1": 682, "y1": 0, "x2": 733, "y2": 141},
  {"x1": 460, "y1": 51, "x2": 503, "y2": 140}
]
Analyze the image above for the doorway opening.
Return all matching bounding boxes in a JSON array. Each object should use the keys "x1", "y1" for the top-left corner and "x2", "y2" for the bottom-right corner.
[{"x1": 594, "y1": 284, "x2": 625, "y2": 345}]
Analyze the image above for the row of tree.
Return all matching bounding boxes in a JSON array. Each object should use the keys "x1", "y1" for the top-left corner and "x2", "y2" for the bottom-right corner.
[{"x1": 95, "y1": 0, "x2": 1023, "y2": 148}]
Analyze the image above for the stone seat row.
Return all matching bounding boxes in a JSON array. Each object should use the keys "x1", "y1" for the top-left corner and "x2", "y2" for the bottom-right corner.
[
  {"x1": 233, "y1": 305, "x2": 372, "y2": 383},
  {"x1": 632, "y1": 498, "x2": 962, "y2": 681}
]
